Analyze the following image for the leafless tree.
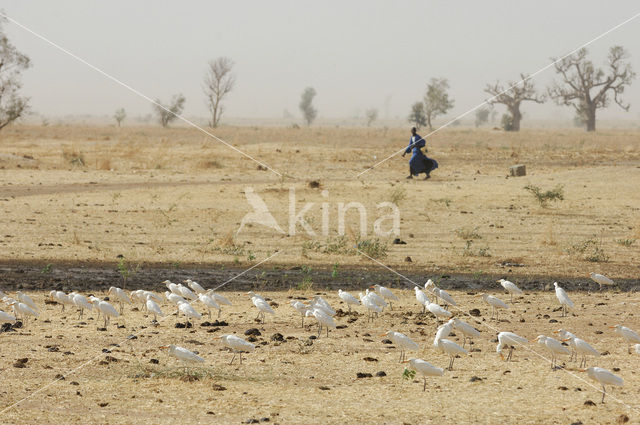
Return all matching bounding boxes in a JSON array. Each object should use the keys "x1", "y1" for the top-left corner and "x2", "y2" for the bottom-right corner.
[
  {"x1": 152, "y1": 94, "x2": 185, "y2": 128},
  {"x1": 548, "y1": 46, "x2": 635, "y2": 131},
  {"x1": 365, "y1": 108, "x2": 378, "y2": 127},
  {"x1": 203, "y1": 57, "x2": 235, "y2": 128},
  {"x1": 485, "y1": 74, "x2": 545, "y2": 131},
  {"x1": 114, "y1": 108, "x2": 126, "y2": 127},
  {"x1": 299, "y1": 87, "x2": 317, "y2": 126},
  {"x1": 0, "y1": 18, "x2": 31, "y2": 131}
]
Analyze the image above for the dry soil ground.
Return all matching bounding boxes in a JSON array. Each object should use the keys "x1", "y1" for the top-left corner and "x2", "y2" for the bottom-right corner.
[{"x1": 0, "y1": 125, "x2": 639, "y2": 424}]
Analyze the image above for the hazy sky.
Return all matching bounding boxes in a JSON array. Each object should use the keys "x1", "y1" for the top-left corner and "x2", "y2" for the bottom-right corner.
[{"x1": 4, "y1": 1, "x2": 640, "y2": 123}]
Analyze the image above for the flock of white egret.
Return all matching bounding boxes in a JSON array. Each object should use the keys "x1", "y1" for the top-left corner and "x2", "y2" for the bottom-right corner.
[{"x1": 0, "y1": 272, "x2": 637, "y2": 404}]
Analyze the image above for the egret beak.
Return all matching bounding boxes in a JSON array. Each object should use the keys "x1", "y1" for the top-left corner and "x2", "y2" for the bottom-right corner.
[
  {"x1": 212, "y1": 336, "x2": 221, "y2": 340},
  {"x1": 369, "y1": 285, "x2": 375, "y2": 289},
  {"x1": 499, "y1": 353, "x2": 505, "y2": 361},
  {"x1": 495, "y1": 280, "x2": 501, "y2": 283},
  {"x1": 159, "y1": 345, "x2": 169, "y2": 349},
  {"x1": 474, "y1": 294, "x2": 482, "y2": 298},
  {"x1": 552, "y1": 330, "x2": 559, "y2": 334},
  {"x1": 579, "y1": 369, "x2": 586, "y2": 373},
  {"x1": 401, "y1": 360, "x2": 409, "y2": 364},
  {"x1": 562, "y1": 339, "x2": 571, "y2": 342},
  {"x1": 529, "y1": 340, "x2": 536, "y2": 343},
  {"x1": 608, "y1": 326, "x2": 616, "y2": 329},
  {"x1": 379, "y1": 333, "x2": 388, "y2": 337}
]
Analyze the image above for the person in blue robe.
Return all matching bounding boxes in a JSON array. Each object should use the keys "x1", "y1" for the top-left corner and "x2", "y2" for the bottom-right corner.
[{"x1": 402, "y1": 127, "x2": 438, "y2": 179}]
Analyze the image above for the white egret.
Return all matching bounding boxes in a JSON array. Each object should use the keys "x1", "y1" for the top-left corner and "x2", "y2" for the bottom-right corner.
[
  {"x1": 108, "y1": 287, "x2": 131, "y2": 314},
  {"x1": 0, "y1": 309, "x2": 16, "y2": 324},
  {"x1": 425, "y1": 300, "x2": 452, "y2": 323},
  {"x1": 401, "y1": 358, "x2": 444, "y2": 391},
  {"x1": 198, "y1": 294, "x2": 221, "y2": 319},
  {"x1": 452, "y1": 318, "x2": 481, "y2": 349},
  {"x1": 425, "y1": 280, "x2": 456, "y2": 308},
  {"x1": 163, "y1": 280, "x2": 181, "y2": 295},
  {"x1": 381, "y1": 330, "x2": 419, "y2": 362},
  {"x1": 177, "y1": 284, "x2": 198, "y2": 301},
  {"x1": 590, "y1": 272, "x2": 615, "y2": 290},
  {"x1": 497, "y1": 279, "x2": 523, "y2": 303},
  {"x1": 184, "y1": 279, "x2": 206, "y2": 294},
  {"x1": 249, "y1": 293, "x2": 275, "y2": 323},
  {"x1": 89, "y1": 296, "x2": 102, "y2": 319},
  {"x1": 424, "y1": 279, "x2": 437, "y2": 303},
  {"x1": 476, "y1": 293, "x2": 509, "y2": 321},
  {"x1": 312, "y1": 296, "x2": 336, "y2": 316},
  {"x1": 581, "y1": 367, "x2": 623, "y2": 403},
  {"x1": 553, "y1": 282, "x2": 573, "y2": 317},
  {"x1": 130, "y1": 290, "x2": 147, "y2": 311},
  {"x1": 532, "y1": 335, "x2": 570, "y2": 369},
  {"x1": 49, "y1": 290, "x2": 73, "y2": 311},
  {"x1": 16, "y1": 291, "x2": 38, "y2": 312},
  {"x1": 165, "y1": 291, "x2": 186, "y2": 315},
  {"x1": 497, "y1": 331, "x2": 528, "y2": 361},
  {"x1": 207, "y1": 290, "x2": 232, "y2": 317},
  {"x1": 414, "y1": 287, "x2": 429, "y2": 314},
  {"x1": 160, "y1": 344, "x2": 204, "y2": 366},
  {"x1": 70, "y1": 292, "x2": 93, "y2": 319},
  {"x1": 553, "y1": 329, "x2": 578, "y2": 361},
  {"x1": 435, "y1": 319, "x2": 455, "y2": 341},
  {"x1": 90, "y1": 299, "x2": 119, "y2": 328},
  {"x1": 177, "y1": 300, "x2": 202, "y2": 326},
  {"x1": 634, "y1": 344, "x2": 640, "y2": 355},
  {"x1": 372, "y1": 285, "x2": 399, "y2": 310},
  {"x1": 564, "y1": 336, "x2": 600, "y2": 368},
  {"x1": 215, "y1": 334, "x2": 255, "y2": 364},
  {"x1": 290, "y1": 300, "x2": 309, "y2": 328},
  {"x1": 306, "y1": 307, "x2": 336, "y2": 337},
  {"x1": 247, "y1": 291, "x2": 265, "y2": 301},
  {"x1": 359, "y1": 292, "x2": 382, "y2": 322},
  {"x1": 145, "y1": 295, "x2": 164, "y2": 323},
  {"x1": 610, "y1": 324, "x2": 640, "y2": 354},
  {"x1": 433, "y1": 334, "x2": 469, "y2": 371},
  {"x1": 337, "y1": 289, "x2": 360, "y2": 312},
  {"x1": 365, "y1": 289, "x2": 387, "y2": 311},
  {"x1": 8, "y1": 301, "x2": 39, "y2": 326}
]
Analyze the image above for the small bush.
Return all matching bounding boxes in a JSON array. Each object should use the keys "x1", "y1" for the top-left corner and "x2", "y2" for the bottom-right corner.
[
  {"x1": 389, "y1": 187, "x2": 407, "y2": 205},
  {"x1": 566, "y1": 238, "x2": 609, "y2": 263},
  {"x1": 615, "y1": 238, "x2": 635, "y2": 247},
  {"x1": 455, "y1": 226, "x2": 482, "y2": 240},
  {"x1": 524, "y1": 184, "x2": 564, "y2": 208},
  {"x1": 356, "y1": 238, "x2": 388, "y2": 259}
]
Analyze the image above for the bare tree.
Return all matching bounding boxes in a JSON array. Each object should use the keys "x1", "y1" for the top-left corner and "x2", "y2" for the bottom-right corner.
[
  {"x1": 114, "y1": 108, "x2": 126, "y2": 127},
  {"x1": 0, "y1": 18, "x2": 31, "y2": 131},
  {"x1": 424, "y1": 78, "x2": 454, "y2": 130},
  {"x1": 203, "y1": 57, "x2": 235, "y2": 128},
  {"x1": 408, "y1": 102, "x2": 426, "y2": 128},
  {"x1": 365, "y1": 108, "x2": 378, "y2": 127},
  {"x1": 485, "y1": 74, "x2": 545, "y2": 131},
  {"x1": 299, "y1": 87, "x2": 317, "y2": 126},
  {"x1": 548, "y1": 46, "x2": 635, "y2": 132},
  {"x1": 152, "y1": 94, "x2": 185, "y2": 128}
]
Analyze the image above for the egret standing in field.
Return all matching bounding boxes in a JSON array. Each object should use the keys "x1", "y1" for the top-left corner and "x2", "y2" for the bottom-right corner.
[
  {"x1": 414, "y1": 286, "x2": 429, "y2": 314},
  {"x1": 290, "y1": 300, "x2": 309, "y2": 328},
  {"x1": 581, "y1": 367, "x2": 623, "y2": 403},
  {"x1": 16, "y1": 291, "x2": 38, "y2": 313},
  {"x1": 610, "y1": 324, "x2": 640, "y2": 354},
  {"x1": 365, "y1": 289, "x2": 387, "y2": 311},
  {"x1": 553, "y1": 329, "x2": 578, "y2": 361},
  {"x1": 306, "y1": 307, "x2": 336, "y2": 337},
  {"x1": 0, "y1": 309, "x2": 16, "y2": 325},
  {"x1": 424, "y1": 300, "x2": 452, "y2": 323},
  {"x1": 312, "y1": 296, "x2": 336, "y2": 316},
  {"x1": 177, "y1": 300, "x2": 202, "y2": 327},
  {"x1": 553, "y1": 282, "x2": 573, "y2": 317},
  {"x1": 532, "y1": 335, "x2": 570, "y2": 370},
  {"x1": 177, "y1": 284, "x2": 198, "y2": 301},
  {"x1": 476, "y1": 293, "x2": 509, "y2": 321},
  {"x1": 163, "y1": 280, "x2": 181, "y2": 295},
  {"x1": 380, "y1": 331, "x2": 419, "y2": 362},
  {"x1": 590, "y1": 272, "x2": 615, "y2": 290},
  {"x1": 563, "y1": 336, "x2": 600, "y2": 368},
  {"x1": 215, "y1": 334, "x2": 255, "y2": 364},
  {"x1": 49, "y1": 290, "x2": 73, "y2": 311},
  {"x1": 372, "y1": 285, "x2": 399, "y2": 310},
  {"x1": 108, "y1": 286, "x2": 131, "y2": 314},
  {"x1": 433, "y1": 332, "x2": 469, "y2": 371},
  {"x1": 337, "y1": 289, "x2": 360, "y2": 313},
  {"x1": 198, "y1": 293, "x2": 221, "y2": 319},
  {"x1": 497, "y1": 279, "x2": 523, "y2": 303},
  {"x1": 249, "y1": 293, "x2": 275, "y2": 324},
  {"x1": 70, "y1": 292, "x2": 93, "y2": 319},
  {"x1": 184, "y1": 279, "x2": 206, "y2": 294},
  {"x1": 165, "y1": 291, "x2": 186, "y2": 316},
  {"x1": 401, "y1": 358, "x2": 444, "y2": 391},
  {"x1": 359, "y1": 292, "x2": 382, "y2": 322},
  {"x1": 497, "y1": 331, "x2": 528, "y2": 361},
  {"x1": 453, "y1": 318, "x2": 481, "y2": 349},
  {"x1": 160, "y1": 344, "x2": 204, "y2": 372},
  {"x1": 8, "y1": 301, "x2": 39, "y2": 327},
  {"x1": 90, "y1": 298, "x2": 119, "y2": 328},
  {"x1": 425, "y1": 280, "x2": 456, "y2": 308},
  {"x1": 207, "y1": 290, "x2": 232, "y2": 317},
  {"x1": 145, "y1": 294, "x2": 164, "y2": 324}
]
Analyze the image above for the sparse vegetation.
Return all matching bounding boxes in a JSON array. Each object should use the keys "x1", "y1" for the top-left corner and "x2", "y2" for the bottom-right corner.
[
  {"x1": 455, "y1": 226, "x2": 482, "y2": 240},
  {"x1": 462, "y1": 240, "x2": 491, "y2": 257},
  {"x1": 524, "y1": 184, "x2": 564, "y2": 208},
  {"x1": 389, "y1": 187, "x2": 407, "y2": 205},
  {"x1": 356, "y1": 238, "x2": 388, "y2": 259},
  {"x1": 615, "y1": 238, "x2": 635, "y2": 247},
  {"x1": 566, "y1": 238, "x2": 609, "y2": 263}
]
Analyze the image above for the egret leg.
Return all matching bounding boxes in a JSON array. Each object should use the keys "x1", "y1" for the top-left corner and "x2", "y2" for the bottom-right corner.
[
  {"x1": 208, "y1": 309, "x2": 211, "y2": 319},
  {"x1": 230, "y1": 352, "x2": 236, "y2": 365},
  {"x1": 389, "y1": 302, "x2": 393, "y2": 311},
  {"x1": 301, "y1": 316, "x2": 304, "y2": 329},
  {"x1": 217, "y1": 309, "x2": 221, "y2": 319},
  {"x1": 601, "y1": 385, "x2": 606, "y2": 403},
  {"x1": 423, "y1": 377, "x2": 427, "y2": 392},
  {"x1": 347, "y1": 305, "x2": 351, "y2": 313},
  {"x1": 239, "y1": 352, "x2": 243, "y2": 365},
  {"x1": 507, "y1": 346, "x2": 514, "y2": 361},
  {"x1": 326, "y1": 326, "x2": 329, "y2": 337}
]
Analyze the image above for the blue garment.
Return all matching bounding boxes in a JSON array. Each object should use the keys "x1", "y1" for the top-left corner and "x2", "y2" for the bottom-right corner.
[{"x1": 405, "y1": 134, "x2": 438, "y2": 175}]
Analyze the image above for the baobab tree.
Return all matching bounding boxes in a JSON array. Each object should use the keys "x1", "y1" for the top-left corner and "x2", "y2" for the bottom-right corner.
[
  {"x1": 0, "y1": 18, "x2": 31, "y2": 131},
  {"x1": 423, "y1": 78, "x2": 454, "y2": 130},
  {"x1": 548, "y1": 46, "x2": 635, "y2": 131},
  {"x1": 203, "y1": 57, "x2": 235, "y2": 128},
  {"x1": 485, "y1": 74, "x2": 545, "y2": 131}
]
